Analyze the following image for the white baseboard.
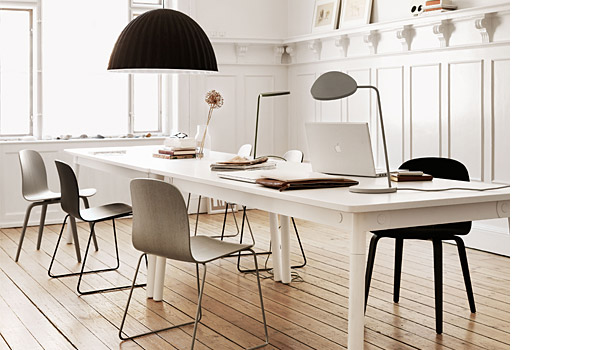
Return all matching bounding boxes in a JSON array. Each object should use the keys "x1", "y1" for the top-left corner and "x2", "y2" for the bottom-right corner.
[{"x1": 462, "y1": 222, "x2": 510, "y2": 256}]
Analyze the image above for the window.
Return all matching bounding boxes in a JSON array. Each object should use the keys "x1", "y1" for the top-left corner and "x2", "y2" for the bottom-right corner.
[
  {"x1": 130, "y1": 6, "x2": 163, "y2": 134},
  {"x1": 0, "y1": 8, "x2": 33, "y2": 136},
  {"x1": 0, "y1": 1, "x2": 165, "y2": 139}
]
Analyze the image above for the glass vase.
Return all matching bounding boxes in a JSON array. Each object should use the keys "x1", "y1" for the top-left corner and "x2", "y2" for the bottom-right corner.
[{"x1": 195, "y1": 124, "x2": 211, "y2": 158}]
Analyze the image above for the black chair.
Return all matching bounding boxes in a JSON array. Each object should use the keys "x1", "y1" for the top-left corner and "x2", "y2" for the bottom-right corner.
[
  {"x1": 364, "y1": 157, "x2": 476, "y2": 334},
  {"x1": 48, "y1": 160, "x2": 145, "y2": 295}
]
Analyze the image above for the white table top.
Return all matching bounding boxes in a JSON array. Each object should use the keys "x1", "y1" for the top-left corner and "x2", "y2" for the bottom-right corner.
[{"x1": 66, "y1": 145, "x2": 510, "y2": 214}]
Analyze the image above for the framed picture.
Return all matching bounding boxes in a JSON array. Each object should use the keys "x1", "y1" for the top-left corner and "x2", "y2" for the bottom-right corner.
[
  {"x1": 339, "y1": 0, "x2": 373, "y2": 29},
  {"x1": 208, "y1": 198, "x2": 236, "y2": 214},
  {"x1": 312, "y1": 0, "x2": 341, "y2": 33}
]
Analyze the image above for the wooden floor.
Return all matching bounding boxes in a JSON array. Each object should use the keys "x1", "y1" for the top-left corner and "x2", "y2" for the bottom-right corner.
[{"x1": 0, "y1": 210, "x2": 509, "y2": 350}]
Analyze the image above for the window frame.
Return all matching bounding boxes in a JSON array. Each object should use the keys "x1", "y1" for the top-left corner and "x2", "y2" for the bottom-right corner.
[
  {"x1": 0, "y1": 5, "x2": 35, "y2": 137},
  {"x1": 129, "y1": 1, "x2": 164, "y2": 135}
]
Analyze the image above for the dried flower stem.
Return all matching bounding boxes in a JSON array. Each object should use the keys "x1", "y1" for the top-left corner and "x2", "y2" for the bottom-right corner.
[{"x1": 199, "y1": 107, "x2": 214, "y2": 153}]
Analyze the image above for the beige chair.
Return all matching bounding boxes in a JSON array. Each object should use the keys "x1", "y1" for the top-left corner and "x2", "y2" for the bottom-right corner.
[
  {"x1": 121, "y1": 178, "x2": 268, "y2": 350},
  {"x1": 15, "y1": 150, "x2": 96, "y2": 262}
]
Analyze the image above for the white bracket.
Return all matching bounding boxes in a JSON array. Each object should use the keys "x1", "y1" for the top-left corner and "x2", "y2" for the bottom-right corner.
[
  {"x1": 335, "y1": 35, "x2": 350, "y2": 58},
  {"x1": 396, "y1": 25, "x2": 415, "y2": 51},
  {"x1": 433, "y1": 19, "x2": 453, "y2": 48},
  {"x1": 308, "y1": 39, "x2": 322, "y2": 60},
  {"x1": 285, "y1": 45, "x2": 296, "y2": 64},
  {"x1": 363, "y1": 30, "x2": 380, "y2": 55},
  {"x1": 474, "y1": 13, "x2": 494, "y2": 43},
  {"x1": 273, "y1": 45, "x2": 285, "y2": 64},
  {"x1": 235, "y1": 44, "x2": 248, "y2": 57}
]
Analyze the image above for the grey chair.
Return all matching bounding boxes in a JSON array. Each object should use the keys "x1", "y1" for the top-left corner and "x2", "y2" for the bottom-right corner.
[
  {"x1": 236, "y1": 150, "x2": 307, "y2": 273},
  {"x1": 15, "y1": 150, "x2": 96, "y2": 262},
  {"x1": 48, "y1": 160, "x2": 143, "y2": 295},
  {"x1": 121, "y1": 178, "x2": 268, "y2": 350}
]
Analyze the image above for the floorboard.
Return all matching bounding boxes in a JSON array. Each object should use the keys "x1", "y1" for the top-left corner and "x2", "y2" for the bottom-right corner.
[{"x1": 0, "y1": 210, "x2": 510, "y2": 350}]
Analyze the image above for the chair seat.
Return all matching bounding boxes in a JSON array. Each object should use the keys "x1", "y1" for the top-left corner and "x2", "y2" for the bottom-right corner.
[
  {"x1": 25, "y1": 187, "x2": 97, "y2": 202},
  {"x1": 373, "y1": 221, "x2": 471, "y2": 240},
  {"x1": 80, "y1": 203, "x2": 132, "y2": 222},
  {"x1": 191, "y1": 235, "x2": 252, "y2": 264}
]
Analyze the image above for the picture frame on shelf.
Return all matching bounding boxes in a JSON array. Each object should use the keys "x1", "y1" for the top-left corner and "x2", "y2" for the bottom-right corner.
[
  {"x1": 339, "y1": 0, "x2": 373, "y2": 29},
  {"x1": 312, "y1": 0, "x2": 341, "y2": 33}
]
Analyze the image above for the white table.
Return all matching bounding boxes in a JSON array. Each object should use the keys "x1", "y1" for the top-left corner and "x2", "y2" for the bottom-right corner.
[{"x1": 65, "y1": 145, "x2": 510, "y2": 350}]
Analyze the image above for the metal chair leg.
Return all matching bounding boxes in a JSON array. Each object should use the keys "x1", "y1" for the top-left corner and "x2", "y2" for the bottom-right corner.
[
  {"x1": 76, "y1": 220, "x2": 145, "y2": 295},
  {"x1": 190, "y1": 263, "x2": 207, "y2": 350},
  {"x1": 433, "y1": 239, "x2": 443, "y2": 334},
  {"x1": 246, "y1": 248, "x2": 269, "y2": 350},
  {"x1": 15, "y1": 202, "x2": 37, "y2": 262},
  {"x1": 119, "y1": 254, "x2": 196, "y2": 341},
  {"x1": 236, "y1": 209, "x2": 308, "y2": 273},
  {"x1": 454, "y1": 236, "x2": 476, "y2": 313},
  {"x1": 218, "y1": 202, "x2": 241, "y2": 240}
]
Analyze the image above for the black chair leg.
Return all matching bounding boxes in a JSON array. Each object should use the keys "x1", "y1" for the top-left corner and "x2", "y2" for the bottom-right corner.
[
  {"x1": 291, "y1": 218, "x2": 307, "y2": 269},
  {"x1": 76, "y1": 220, "x2": 145, "y2": 295},
  {"x1": 454, "y1": 236, "x2": 476, "y2": 313},
  {"x1": 364, "y1": 234, "x2": 382, "y2": 312},
  {"x1": 433, "y1": 239, "x2": 443, "y2": 334},
  {"x1": 81, "y1": 197, "x2": 99, "y2": 251},
  {"x1": 393, "y1": 239, "x2": 403, "y2": 303}
]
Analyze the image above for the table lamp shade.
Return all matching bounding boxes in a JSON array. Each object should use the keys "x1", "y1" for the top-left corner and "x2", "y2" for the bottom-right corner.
[
  {"x1": 310, "y1": 71, "x2": 358, "y2": 101},
  {"x1": 107, "y1": 9, "x2": 218, "y2": 73}
]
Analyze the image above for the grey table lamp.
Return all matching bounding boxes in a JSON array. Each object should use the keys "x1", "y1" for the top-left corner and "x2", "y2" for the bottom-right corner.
[
  {"x1": 253, "y1": 91, "x2": 290, "y2": 159},
  {"x1": 310, "y1": 71, "x2": 397, "y2": 194}
]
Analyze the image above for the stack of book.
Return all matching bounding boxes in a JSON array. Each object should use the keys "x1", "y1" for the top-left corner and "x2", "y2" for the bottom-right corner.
[
  {"x1": 423, "y1": 0, "x2": 457, "y2": 14},
  {"x1": 153, "y1": 147, "x2": 197, "y2": 159},
  {"x1": 210, "y1": 156, "x2": 276, "y2": 171}
]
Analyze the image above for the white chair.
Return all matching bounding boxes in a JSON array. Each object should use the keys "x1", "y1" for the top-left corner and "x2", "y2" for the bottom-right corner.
[
  {"x1": 15, "y1": 150, "x2": 96, "y2": 262},
  {"x1": 236, "y1": 150, "x2": 308, "y2": 273},
  {"x1": 122, "y1": 178, "x2": 268, "y2": 350},
  {"x1": 186, "y1": 143, "x2": 252, "y2": 236}
]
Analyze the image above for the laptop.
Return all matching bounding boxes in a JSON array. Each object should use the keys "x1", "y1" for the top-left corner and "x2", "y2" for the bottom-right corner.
[{"x1": 305, "y1": 122, "x2": 387, "y2": 177}]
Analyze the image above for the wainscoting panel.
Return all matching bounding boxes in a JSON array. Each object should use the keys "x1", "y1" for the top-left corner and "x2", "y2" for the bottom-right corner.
[
  {"x1": 410, "y1": 64, "x2": 441, "y2": 159},
  {"x1": 291, "y1": 73, "x2": 317, "y2": 155},
  {"x1": 244, "y1": 75, "x2": 275, "y2": 157},
  {"x1": 492, "y1": 59, "x2": 510, "y2": 184},
  {"x1": 449, "y1": 60, "x2": 484, "y2": 181},
  {"x1": 376, "y1": 67, "x2": 404, "y2": 169},
  {"x1": 204, "y1": 75, "x2": 238, "y2": 153}
]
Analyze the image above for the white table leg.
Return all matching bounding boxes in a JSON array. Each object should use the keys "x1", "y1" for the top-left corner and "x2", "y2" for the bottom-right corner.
[
  {"x1": 269, "y1": 213, "x2": 282, "y2": 282},
  {"x1": 153, "y1": 256, "x2": 167, "y2": 301},
  {"x1": 348, "y1": 222, "x2": 367, "y2": 350},
  {"x1": 280, "y1": 215, "x2": 291, "y2": 284},
  {"x1": 146, "y1": 254, "x2": 156, "y2": 299}
]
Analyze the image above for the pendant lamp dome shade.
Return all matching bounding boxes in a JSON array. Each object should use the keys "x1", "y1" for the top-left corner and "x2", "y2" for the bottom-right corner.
[{"x1": 107, "y1": 9, "x2": 218, "y2": 73}]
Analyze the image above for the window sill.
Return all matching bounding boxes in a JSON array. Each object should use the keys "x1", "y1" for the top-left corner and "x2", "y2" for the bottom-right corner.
[{"x1": 0, "y1": 136, "x2": 167, "y2": 145}]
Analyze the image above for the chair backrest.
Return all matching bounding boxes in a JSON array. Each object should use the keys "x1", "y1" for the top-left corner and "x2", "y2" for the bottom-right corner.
[
  {"x1": 18, "y1": 150, "x2": 51, "y2": 200},
  {"x1": 130, "y1": 178, "x2": 195, "y2": 262},
  {"x1": 400, "y1": 157, "x2": 470, "y2": 182},
  {"x1": 237, "y1": 144, "x2": 252, "y2": 158},
  {"x1": 283, "y1": 150, "x2": 304, "y2": 163},
  {"x1": 54, "y1": 160, "x2": 83, "y2": 219}
]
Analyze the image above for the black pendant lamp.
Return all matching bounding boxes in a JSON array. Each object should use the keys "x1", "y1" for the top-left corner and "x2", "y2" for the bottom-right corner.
[{"x1": 108, "y1": 9, "x2": 218, "y2": 73}]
